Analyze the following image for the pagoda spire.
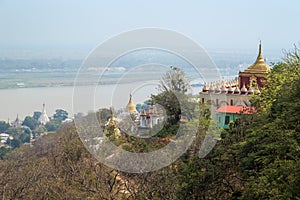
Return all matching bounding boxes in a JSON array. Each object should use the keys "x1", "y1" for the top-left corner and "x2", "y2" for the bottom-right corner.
[
  {"x1": 257, "y1": 40, "x2": 263, "y2": 61},
  {"x1": 244, "y1": 41, "x2": 270, "y2": 73},
  {"x1": 42, "y1": 103, "x2": 46, "y2": 113}
]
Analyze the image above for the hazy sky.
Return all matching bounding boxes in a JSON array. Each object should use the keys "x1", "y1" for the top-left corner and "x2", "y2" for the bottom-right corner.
[{"x1": 0, "y1": 0, "x2": 299, "y2": 54}]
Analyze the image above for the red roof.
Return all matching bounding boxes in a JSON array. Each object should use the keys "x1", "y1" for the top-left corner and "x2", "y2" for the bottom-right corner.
[{"x1": 216, "y1": 106, "x2": 256, "y2": 114}]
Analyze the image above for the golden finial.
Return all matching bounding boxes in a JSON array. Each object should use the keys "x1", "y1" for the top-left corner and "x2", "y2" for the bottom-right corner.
[
  {"x1": 244, "y1": 41, "x2": 270, "y2": 73},
  {"x1": 258, "y1": 40, "x2": 263, "y2": 60}
]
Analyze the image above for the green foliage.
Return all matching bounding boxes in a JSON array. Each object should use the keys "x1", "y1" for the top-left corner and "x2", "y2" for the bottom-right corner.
[
  {"x1": 53, "y1": 109, "x2": 68, "y2": 121},
  {"x1": 151, "y1": 91, "x2": 181, "y2": 124},
  {"x1": 45, "y1": 119, "x2": 61, "y2": 131},
  {"x1": 104, "y1": 120, "x2": 117, "y2": 138},
  {"x1": 22, "y1": 116, "x2": 39, "y2": 130},
  {"x1": 33, "y1": 111, "x2": 42, "y2": 121},
  {"x1": 136, "y1": 103, "x2": 142, "y2": 112},
  {"x1": 176, "y1": 103, "x2": 247, "y2": 199},
  {"x1": 0, "y1": 146, "x2": 11, "y2": 159},
  {"x1": 251, "y1": 46, "x2": 300, "y2": 112},
  {"x1": 152, "y1": 123, "x2": 179, "y2": 137},
  {"x1": 6, "y1": 127, "x2": 30, "y2": 144},
  {"x1": 33, "y1": 126, "x2": 47, "y2": 137},
  {"x1": 177, "y1": 45, "x2": 300, "y2": 199},
  {"x1": 151, "y1": 67, "x2": 195, "y2": 127},
  {"x1": 96, "y1": 108, "x2": 111, "y2": 122},
  {"x1": 243, "y1": 159, "x2": 300, "y2": 200},
  {"x1": 238, "y1": 45, "x2": 300, "y2": 199},
  {"x1": 9, "y1": 138, "x2": 22, "y2": 149},
  {"x1": 0, "y1": 121, "x2": 10, "y2": 132}
]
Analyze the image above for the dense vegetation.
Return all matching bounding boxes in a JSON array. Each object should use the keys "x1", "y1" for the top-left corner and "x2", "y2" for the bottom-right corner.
[{"x1": 0, "y1": 46, "x2": 299, "y2": 199}]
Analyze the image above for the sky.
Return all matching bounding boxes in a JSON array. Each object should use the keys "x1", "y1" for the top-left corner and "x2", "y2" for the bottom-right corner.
[{"x1": 0, "y1": 0, "x2": 300, "y2": 57}]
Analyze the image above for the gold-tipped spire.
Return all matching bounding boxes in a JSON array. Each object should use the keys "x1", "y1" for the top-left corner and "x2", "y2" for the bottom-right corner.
[
  {"x1": 257, "y1": 40, "x2": 263, "y2": 61},
  {"x1": 244, "y1": 41, "x2": 270, "y2": 73}
]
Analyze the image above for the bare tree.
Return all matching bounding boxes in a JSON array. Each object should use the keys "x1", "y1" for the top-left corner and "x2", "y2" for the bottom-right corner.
[{"x1": 159, "y1": 66, "x2": 190, "y2": 94}]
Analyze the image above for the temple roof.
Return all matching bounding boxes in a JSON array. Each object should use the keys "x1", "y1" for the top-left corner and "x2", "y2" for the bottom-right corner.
[{"x1": 244, "y1": 42, "x2": 270, "y2": 73}]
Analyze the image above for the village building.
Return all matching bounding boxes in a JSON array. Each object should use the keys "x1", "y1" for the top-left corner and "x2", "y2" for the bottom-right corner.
[
  {"x1": 216, "y1": 106, "x2": 256, "y2": 129},
  {"x1": 139, "y1": 106, "x2": 164, "y2": 129}
]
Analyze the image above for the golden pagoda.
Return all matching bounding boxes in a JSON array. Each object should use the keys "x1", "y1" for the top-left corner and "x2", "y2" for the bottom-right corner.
[
  {"x1": 238, "y1": 42, "x2": 270, "y2": 89},
  {"x1": 244, "y1": 41, "x2": 270, "y2": 73},
  {"x1": 126, "y1": 94, "x2": 137, "y2": 113}
]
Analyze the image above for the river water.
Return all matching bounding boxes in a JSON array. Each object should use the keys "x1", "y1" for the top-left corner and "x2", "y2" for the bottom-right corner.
[
  {"x1": 0, "y1": 84, "x2": 203, "y2": 122},
  {"x1": 0, "y1": 82, "x2": 159, "y2": 121}
]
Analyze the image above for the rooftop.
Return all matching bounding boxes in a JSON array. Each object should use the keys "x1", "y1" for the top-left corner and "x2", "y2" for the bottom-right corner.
[{"x1": 216, "y1": 106, "x2": 256, "y2": 114}]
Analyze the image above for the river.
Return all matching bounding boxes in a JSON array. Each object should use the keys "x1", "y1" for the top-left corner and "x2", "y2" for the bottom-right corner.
[{"x1": 0, "y1": 82, "x2": 159, "y2": 121}]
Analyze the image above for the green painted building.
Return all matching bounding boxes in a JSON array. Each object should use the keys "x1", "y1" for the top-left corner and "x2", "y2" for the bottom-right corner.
[{"x1": 216, "y1": 106, "x2": 255, "y2": 129}]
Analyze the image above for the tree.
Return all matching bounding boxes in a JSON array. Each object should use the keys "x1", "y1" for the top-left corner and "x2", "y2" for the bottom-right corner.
[
  {"x1": 53, "y1": 109, "x2": 68, "y2": 121},
  {"x1": 141, "y1": 102, "x2": 150, "y2": 110},
  {"x1": 239, "y1": 45, "x2": 300, "y2": 199},
  {"x1": 151, "y1": 66, "x2": 192, "y2": 126},
  {"x1": 0, "y1": 121, "x2": 9, "y2": 132},
  {"x1": 33, "y1": 126, "x2": 47, "y2": 138},
  {"x1": 151, "y1": 91, "x2": 181, "y2": 125},
  {"x1": 22, "y1": 116, "x2": 39, "y2": 130},
  {"x1": 252, "y1": 45, "x2": 300, "y2": 112},
  {"x1": 45, "y1": 119, "x2": 61, "y2": 132},
  {"x1": 8, "y1": 138, "x2": 21, "y2": 149},
  {"x1": 135, "y1": 104, "x2": 142, "y2": 112},
  {"x1": 33, "y1": 111, "x2": 42, "y2": 121},
  {"x1": 6, "y1": 127, "x2": 24, "y2": 136},
  {"x1": 97, "y1": 108, "x2": 111, "y2": 122},
  {"x1": 6, "y1": 127, "x2": 30, "y2": 145},
  {"x1": 158, "y1": 66, "x2": 190, "y2": 94},
  {"x1": 0, "y1": 146, "x2": 11, "y2": 159},
  {"x1": 176, "y1": 44, "x2": 300, "y2": 199}
]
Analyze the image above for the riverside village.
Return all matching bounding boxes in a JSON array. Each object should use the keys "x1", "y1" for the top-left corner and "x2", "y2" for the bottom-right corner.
[{"x1": 0, "y1": 43, "x2": 267, "y2": 151}]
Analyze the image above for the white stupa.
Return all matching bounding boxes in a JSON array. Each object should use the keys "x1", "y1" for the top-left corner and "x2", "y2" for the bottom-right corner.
[{"x1": 38, "y1": 103, "x2": 50, "y2": 125}]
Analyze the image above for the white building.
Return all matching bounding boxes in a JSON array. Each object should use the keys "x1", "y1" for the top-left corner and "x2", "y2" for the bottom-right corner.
[
  {"x1": 139, "y1": 106, "x2": 164, "y2": 129},
  {"x1": 38, "y1": 103, "x2": 50, "y2": 125},
  {"x1": 0, "y1": 133, "x2": 13, "y2": 144},
  {"x1": 123, "y1": 94, "x2": 165, "y2": 129}
]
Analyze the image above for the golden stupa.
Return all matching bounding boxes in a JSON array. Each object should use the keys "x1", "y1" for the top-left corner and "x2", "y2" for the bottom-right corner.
[
  {"x1": 126, "y1": 94, "x2": 137, "y2": 113},
  {"x1": 244, "y1": 41, "x2": 270, "y2": 73},
  {"x1": 238, "y1": 42, "x2": 270, "y2": 89}
]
